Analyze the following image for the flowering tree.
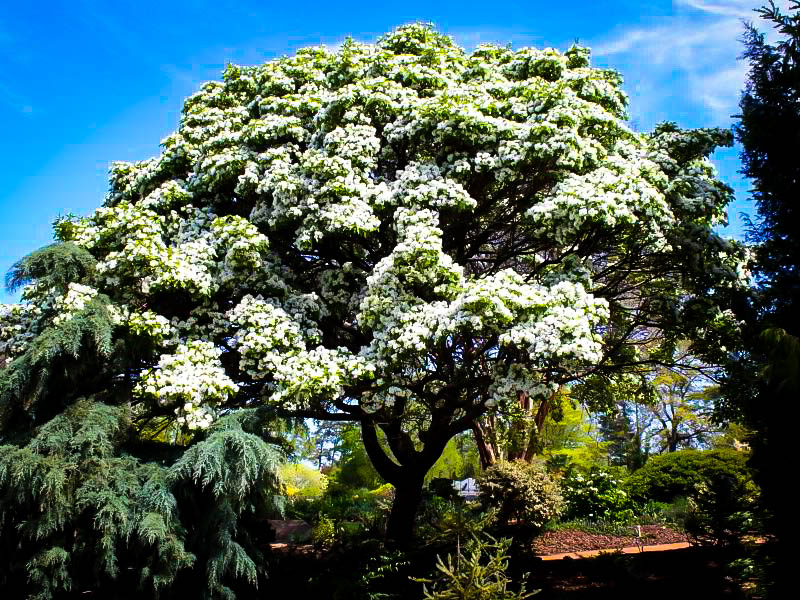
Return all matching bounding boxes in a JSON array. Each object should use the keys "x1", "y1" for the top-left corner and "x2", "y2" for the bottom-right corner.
[{"x1": 1, "y1": 24, "x2": 746, "y2": 549}]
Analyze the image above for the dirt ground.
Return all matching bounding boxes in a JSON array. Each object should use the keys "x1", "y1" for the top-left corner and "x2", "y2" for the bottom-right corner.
[{"x1": 532, "y1": 524, "x2": 690, "y2": 556}]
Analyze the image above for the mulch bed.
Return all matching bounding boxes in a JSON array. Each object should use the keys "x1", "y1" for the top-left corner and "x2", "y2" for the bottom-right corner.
[
  {"x1": 532, "y1": 525, "x2": 690, "y2": 556},
  {"x1": 268, "y1": 519, "x2": 313, "y2": 544}
]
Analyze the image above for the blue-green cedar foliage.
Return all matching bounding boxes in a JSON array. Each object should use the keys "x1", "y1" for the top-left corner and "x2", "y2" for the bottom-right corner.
[
  {"x1": 1, "y1": 244, "x2": 286, "y2": 597},
  {"x1": 0, "y1": 332, "x2": 284, "y2": 600}
]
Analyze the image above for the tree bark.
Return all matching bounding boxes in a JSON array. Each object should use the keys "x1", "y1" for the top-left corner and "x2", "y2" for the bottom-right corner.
[
  {"x1": 359, "y1": 418, "x2": 450, "y2": 546},
  {"x1": 522, "y1": 392, "x2": 553, "y2": 461},
  {"x1": 470, "y1": 418, "x2": 497, "y2": 469},
  {"x1": 385, "y1": 474, "x2": 425, "y2": 546},
  {"x1": 472, "y1": 389, "x2": 558, "y2": 466}
]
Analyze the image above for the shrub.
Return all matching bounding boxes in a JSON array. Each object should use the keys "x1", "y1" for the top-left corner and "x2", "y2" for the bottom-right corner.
[
  {"x1": 355, "y1": 549, "x2": 412, "y2": 599},
  {"x1": 312, "y1": 514, "x2": 337, "y2": 548},
  {"x1": 290, "y1": 483, "x2": 394, "y2": 543},
  {"x1": 416, "y1": 534, "x2": 537, "y2": 599},
  {"x1": 685, "y1": 472, "x2": 760, "y2": 547},
  {"x1": 638, "y1": 497, "x2": 691, "y2": 527},
  {"x1": 625, "y1": 448, "x2": 751, "y2": 503},
  {"x1": 561, "y1": 468, "x2": 637, "y2": 522},
  {"x1": 280, "y1": 462, "x2": 328, "y2": 499},
  {"x1": 477, "y1": 460, "x2": 562, "y2": 528},
  {"x1": 416, "y1": 496, "x2": 496, "y2": 544}
]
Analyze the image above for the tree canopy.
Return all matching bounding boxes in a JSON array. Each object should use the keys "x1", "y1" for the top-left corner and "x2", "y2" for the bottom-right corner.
[{"x1": 1, "y1": 21, "x2": 748, "y2": 562}]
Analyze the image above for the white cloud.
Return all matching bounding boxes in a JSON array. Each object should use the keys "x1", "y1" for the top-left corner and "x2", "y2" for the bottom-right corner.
[
  {"x1": 677, "y1": 0, "x2": 754, "y2": 18},
  {"x1": 590, "y1": 0, "x2": 793, "y2": 127}
]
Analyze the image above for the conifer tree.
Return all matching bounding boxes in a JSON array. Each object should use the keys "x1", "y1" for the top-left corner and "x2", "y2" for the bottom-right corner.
[
  {"x1": 2, "y1": 23, "x2": 748, "y2": 557},
  {"x1": 596, "y1": 399, "x2": 645, "y2": 469},
  {"x1": 724, "y1": 2, "x2": 800, "y2": 591}
]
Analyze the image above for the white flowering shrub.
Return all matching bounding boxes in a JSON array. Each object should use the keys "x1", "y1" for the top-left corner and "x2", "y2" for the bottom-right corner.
[
  {"x1": 1, "y1": 24, "x2": 747, "y2": 541},
  {"x1": 561, "y1": 469, "x2": 636, "y2": 522},
  {"x1": 477, "y1": 460, "x2": 563, "y2": 528}
]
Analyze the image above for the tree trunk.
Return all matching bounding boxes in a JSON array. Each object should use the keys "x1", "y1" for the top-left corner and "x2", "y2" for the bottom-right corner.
[
  {"x1": 471, "y1": 389, "x2": 560, "y2": 467},
  {"x1": 385, "y1": 475, "x2": 425, "y2": 546},
  {"x1": 668, "y1": 433, "x2": 679, "y2": 452},
  {"x1": 521, "y1": 393, "x2": 552, "y2": 461},
  {"x1": 470, "y1": 419, "x2": 497, "y2": 469},
  {"x1": 359, "y1": 418, "x2": 449, "y2": 546}
]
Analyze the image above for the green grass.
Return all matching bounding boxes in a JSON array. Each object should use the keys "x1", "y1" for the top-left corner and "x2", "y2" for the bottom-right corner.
[{"x1": 544, "y1": 518, "x2": 641, "y2": 536}]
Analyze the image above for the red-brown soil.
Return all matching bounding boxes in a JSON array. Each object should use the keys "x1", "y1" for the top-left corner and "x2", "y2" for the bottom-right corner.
[{"x1": 532, "y1": 525, "x2": 690, "y2": 556}]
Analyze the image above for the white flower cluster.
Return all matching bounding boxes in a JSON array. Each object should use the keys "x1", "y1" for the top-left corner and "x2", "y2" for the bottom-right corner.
[
  {"x1": 388, "y1": 162, "x2": 476, "y2": 211},
  {"x1": 0, "y1": 303, "x2": 41, "y2": 363},
  {"x1": 244, "y1": 114, "x2": 310, "y2": 147},
  {"x1": 67, "y1": 201, "x2": 171, "y2": 292},
  {"x1": 209, "y1": 215, "x2": 270, "y2": 274},
  {"x1": 129, "y1": 22, "x2": 635, "y2": 257},
  {"x1": 227, "y1": 294, "x2": 308, "y2": 378},
  {"x1": 729, "y1": 245, "x2": 754, "y2": 289},
  {"x1": 105, "y1": 158, "x2": 166, "y2": 205},
  {"x1": 146, "y1": 235, "x2": 218, "y2": 295},
  {"x1": 135, "y1": 340, "x2": 238, "y2": 429},
  {"x1": 227, "y1": 294, "x2": 370, "y2": 408},
  {"x1": 359, "y1": 208, "x2": 462, "y2": 336},
  {"x1": 52, "y1": 283, "x2": 98, "y2": 325},
  {"x1": 139, "y1": 180, "x2": 194, "y2": 210},
  {"x1": 528, "y1": 141, "x2": 673, "y2": 246},
  {"x1": 107, "y1": 305, "x2": 173, "y2": 343},
  {"x1": 646, "y1": 124, "x2": 734, "y2": 228},
  {"x1": 269, "y1": 345, "x2": 373, "y2": 408},
  {"x1": 357, "y1": 207, "x2": 608, "y2": 382},
  {"x1": 322, "y1": 123, "x2": 381, "y2": 169},
  {"x1": 65, "y1": 200, "x2": 271, "y2": 297},
  {"x1": 317, "y1": 262, "x2": 363, "y2": 311},
  {"x1": 487, "y1": 364, "x2": 559, "y2": 409},
  {"x1": 497, "y1": 280, "x2": 609, "y2": 364}
]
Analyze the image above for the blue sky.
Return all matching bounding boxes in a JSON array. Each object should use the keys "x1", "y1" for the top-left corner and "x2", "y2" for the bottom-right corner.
[{"x1": 0, "y1": 0, "x2": 784, "y2": 303}]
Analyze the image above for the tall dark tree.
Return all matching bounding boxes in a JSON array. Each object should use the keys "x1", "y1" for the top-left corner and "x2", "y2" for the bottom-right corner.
[
  {"x1": 725, "y1": 2, "x2": 800, "y2": 592},
  {"x1": 597, "y1": 399, "x2": 646, "y2": 469},
  {"x1": 738, "y1": 1, "x2": 800, "y2": 321}
]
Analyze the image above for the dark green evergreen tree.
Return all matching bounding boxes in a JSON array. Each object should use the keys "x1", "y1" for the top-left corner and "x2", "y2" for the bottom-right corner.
[
  {"x1": 737, "y1": 2, "x2": 800, "y2": 324},
  {"x1": 597, "y1": 400, "x2": 646, "y2": 470},
  {"x1": 723, "y1": 1, "x2": 800, "y2": 592}
]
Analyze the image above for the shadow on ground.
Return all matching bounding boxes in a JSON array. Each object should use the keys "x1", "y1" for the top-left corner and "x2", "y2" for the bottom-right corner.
[
  {"x1": 529, "y1": 546, "x2": 748, "y2": 599},
  {"x1": 265, "y1": 543, "x2": 751, "y2": 599}
]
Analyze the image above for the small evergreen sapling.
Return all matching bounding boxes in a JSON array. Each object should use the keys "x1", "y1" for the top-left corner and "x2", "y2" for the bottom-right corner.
[{"x1": 417, "y1": 534, "x2": 538, "y2": 599}]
